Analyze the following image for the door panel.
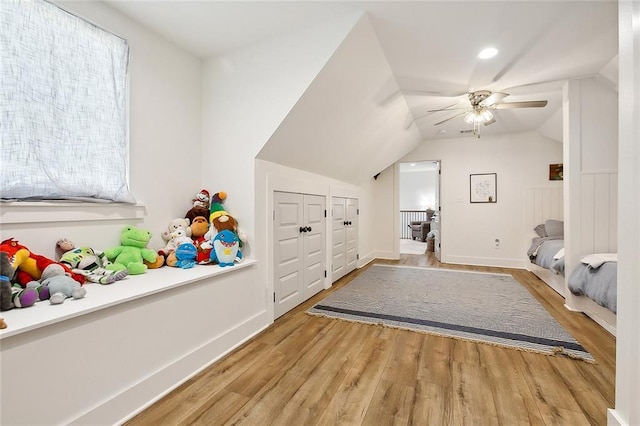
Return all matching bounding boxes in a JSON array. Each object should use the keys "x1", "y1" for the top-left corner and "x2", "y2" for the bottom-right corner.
[
  {"x1": 274, "y1": 192, "x2": 303, "y2": 318},
  {"x1": 331, "y1": 197, "x2": 346, "y2": 282},
  {"x1": 345, "y1": 198, "x2": 358, "y2": 274},
  {"x1": 303, "y1": 194, "x2": 326, "y2": 300}
]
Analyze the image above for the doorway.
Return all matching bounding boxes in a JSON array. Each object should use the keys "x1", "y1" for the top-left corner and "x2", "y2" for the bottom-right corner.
[{"x1": 399, "y1": 160, "x2": 440, "y2": 256}]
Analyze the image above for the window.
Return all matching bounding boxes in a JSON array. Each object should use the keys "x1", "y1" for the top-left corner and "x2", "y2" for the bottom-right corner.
[{"x1": 0, "y1": 0, "x2": 135, "y2": 203}]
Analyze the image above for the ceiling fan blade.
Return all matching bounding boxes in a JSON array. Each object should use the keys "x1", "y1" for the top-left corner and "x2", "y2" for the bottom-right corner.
[
  {"x1": 480, "y1": 92, "x2": 509, "y2": 107},
  {"x1": 483, "y1": 117, "x2": 496, "y2": 126},
  {"x1": 427, "y1": 103, "x2": 464, "y2": 113},
  {"x1": 494, "y1": 100, "x2": 548, "y2": 109},
  {"x1": 402, "y1": 89, "x2": 468, "y2": 98},
  {"x1": 434, "y1": 111, "x2": 467, "y2": 126}
]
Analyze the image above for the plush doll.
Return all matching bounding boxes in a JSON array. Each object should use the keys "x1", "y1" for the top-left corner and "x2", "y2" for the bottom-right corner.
[
  {"x1": 192, "y1": 189, "x2": 211, "y2": 210},
  {"x1": 164, "y1": 229, "x2": 194, "y2": 267},
  {"x1": 160, "y1": 218, "x2": 192, "y2": 248},
  {"x1": 57, "y1": 240, "x2": 129, "y2": 284},
  {"x1": 1, "y1": 238, "x2": 85, "y2": 287},
  {"x1": 184, "y1": 205, "x2": 212, "y2": 264},
  {"x1": 28, "y1": 264, "x2": 86, "y2": 304},
  {"x1": 174, "y1": 242, "x2": 197, "y2": 269},
  {"x1": 104, "y1": 226, "x2": 157, "y2": 275},
  {"x1": 210, "y1": 230, "x2": 242, "y2": 267},
  {"x1": 204, "y1": 198, "x2": 247, "y2": 248},
  {"x1": 2, "y1": 252, "x2": 39, "y2": 321}
]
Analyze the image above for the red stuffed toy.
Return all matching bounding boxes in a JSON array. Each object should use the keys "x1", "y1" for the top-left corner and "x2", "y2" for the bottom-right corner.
[{"x1": 0, "y1": 238, "x2": 85, "y2": 287}]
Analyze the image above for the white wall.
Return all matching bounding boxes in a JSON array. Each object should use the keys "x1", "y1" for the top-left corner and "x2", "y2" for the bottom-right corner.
[
  {"x1": 1, "y1": 0, "x2": 203, "y2": 256},
  {"x1": 200, "y1": 12, "x2": 362, "y2": 251},
  {"x1": 563, "y1": 77, "x2": 618, "y2": 312},
  {"x1": 399, "y1": 168, "x2": 437, "y2": 210},
  {"x1": 610, "y1": 2, "x2": 640, "y2": 425},
  {"x1": 397, "y1": 131, "x2": 563, "y2": 268}
]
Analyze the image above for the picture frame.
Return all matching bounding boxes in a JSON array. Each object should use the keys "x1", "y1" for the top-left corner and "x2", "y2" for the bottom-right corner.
[
  {"x1": 470, "y1": 173, "x2": 497, "y2": 203},
  {"x1": 549, "y1": 163, "x2": 563, "y2": 180}
]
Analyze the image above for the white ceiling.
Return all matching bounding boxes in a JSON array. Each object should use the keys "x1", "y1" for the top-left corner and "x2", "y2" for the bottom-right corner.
[{"x1": 106, "y1": 0, "x2": 618, "y2": 141}]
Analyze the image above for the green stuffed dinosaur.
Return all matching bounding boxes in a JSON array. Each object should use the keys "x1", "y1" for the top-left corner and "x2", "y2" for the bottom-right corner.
[{"x1": 104, "y1": 226, "x2": 157, "y2": 275}]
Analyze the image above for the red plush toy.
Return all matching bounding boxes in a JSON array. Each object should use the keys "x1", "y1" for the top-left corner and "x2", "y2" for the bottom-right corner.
[{"x1": 0, "y1": 238, "x2": 85, "y2": 287}]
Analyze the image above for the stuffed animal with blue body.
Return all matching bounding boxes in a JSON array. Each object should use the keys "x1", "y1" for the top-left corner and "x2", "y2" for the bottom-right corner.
[
  {"x1": 174, "y1": 242, "x2": 197, "y2": 269},
  {"x1": 209, "y1": 230, "x2": 242, "y2": 267}
]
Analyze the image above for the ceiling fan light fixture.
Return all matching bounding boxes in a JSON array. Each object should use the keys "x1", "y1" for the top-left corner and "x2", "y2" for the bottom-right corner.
[{"x1": 477, "y1": 47, "x2": 498, "y2": 59}]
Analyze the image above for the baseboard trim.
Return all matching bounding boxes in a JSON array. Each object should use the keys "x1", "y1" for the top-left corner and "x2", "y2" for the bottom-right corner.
[
  {"x1": 69, "y1": 311, "x2": 271, "y2": 426},
  {"x1": 607, "y1": 408, "x2": 625, "y2": 426}
]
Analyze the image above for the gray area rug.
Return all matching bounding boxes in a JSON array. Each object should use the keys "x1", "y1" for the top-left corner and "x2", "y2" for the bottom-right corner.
[{"x1": 308, "y1": 265, "x2": 594, "y2": 362}]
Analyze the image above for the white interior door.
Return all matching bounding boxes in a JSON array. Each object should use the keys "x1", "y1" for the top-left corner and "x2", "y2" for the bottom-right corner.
[
  {"x1": 345, "y1": 198, "x2": 358, "y2": 274},
  {"x1": 274, "y1": 191, "x2": 303, "y2": 318},
  {"x1": 303, "y1": 194, "x2": 326, "y2": 300},
  {"x1": 331, "y1": 196, "x2": 346, "y2": 282}
]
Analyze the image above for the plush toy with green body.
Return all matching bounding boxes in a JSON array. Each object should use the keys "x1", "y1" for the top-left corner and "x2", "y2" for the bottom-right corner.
[{"x1": 104, "y1": 226, "x2": 157, "y2": 275}]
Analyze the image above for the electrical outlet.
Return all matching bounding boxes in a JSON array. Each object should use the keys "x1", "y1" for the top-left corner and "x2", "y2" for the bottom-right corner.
[{"x1": 494, "y1": 238, "x2": 500, "y2": 249}]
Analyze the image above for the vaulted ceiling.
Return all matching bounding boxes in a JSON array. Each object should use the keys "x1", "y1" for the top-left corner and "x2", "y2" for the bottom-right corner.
[{"x1": 106, "y1": 1, "x2": 618, "y2": 142}]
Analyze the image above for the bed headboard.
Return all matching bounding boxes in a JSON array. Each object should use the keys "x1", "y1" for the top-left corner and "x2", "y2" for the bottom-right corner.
[{"x1": 524, "y1": 186, "x2": 564, "y2": 236}]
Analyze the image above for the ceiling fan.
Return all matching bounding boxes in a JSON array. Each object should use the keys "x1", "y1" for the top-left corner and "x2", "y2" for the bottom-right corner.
[{"x1": 427, "y1": 90, "x2": 548, "y2": 137}]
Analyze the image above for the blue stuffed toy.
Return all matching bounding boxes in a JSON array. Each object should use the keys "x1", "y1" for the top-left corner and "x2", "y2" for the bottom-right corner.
[
  {"x1": 210, "y1": 230, "x2": 242, "y2": 267},
  {"x1": 174, "y1": 242, "x2": 197, "y2": 269}
]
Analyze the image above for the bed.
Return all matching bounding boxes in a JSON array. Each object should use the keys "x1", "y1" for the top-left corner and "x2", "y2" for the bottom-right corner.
[
  {"x1": 568, "y1": 253, "x2": 617, "y2": 313},
  {"x1": 527, "y1": 219, "x2": 567, "y2": 298}
]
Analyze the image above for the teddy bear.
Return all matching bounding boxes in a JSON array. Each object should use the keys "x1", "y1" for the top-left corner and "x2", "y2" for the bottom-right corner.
[
  {"x1": 1, "y1": 238, "x2": 85, "y2": 287},
  {"x1": 158, "y1": 218, "x2": 192, "y2": 264},
  {"x1": 104, "y1": 226, "x2": 157, "y2": 275},
  {"x1": 27, "y1": 264, "x2": 87, "y2": 304},
  {"x1": 57, "y1": 240, "x2": 129, "y2": 284},
  {"x1": 164, "y1": 228, "x2": 194, "y2": 267}
]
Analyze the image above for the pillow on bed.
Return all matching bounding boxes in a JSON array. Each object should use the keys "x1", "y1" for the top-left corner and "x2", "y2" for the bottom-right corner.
[
  {"x1": 534, "y1": 223, "x2": 548, "y2": 237},
  {"x1": 544, "y1": 219, "x2": 564, "y2": 237}
]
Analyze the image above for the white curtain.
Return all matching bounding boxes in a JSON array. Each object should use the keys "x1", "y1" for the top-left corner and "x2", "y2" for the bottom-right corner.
[{"x1": 0, "y1": 0, "x2": 135, "y2": 203}]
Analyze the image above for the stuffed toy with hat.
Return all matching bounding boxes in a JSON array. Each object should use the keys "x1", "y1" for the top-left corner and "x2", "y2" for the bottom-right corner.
[
  {"x1": 204, "y1": 192, "x2": 247, "y2": 248},
  {"x1": 104, "y1": 226, "x2": 157, "y2": 275},
  {"x1": 57, "y1": 240, "x2": 129, "y2": 284},
  {"x1": 192, "y1": 189, "x2": 211, "y2": 210}
]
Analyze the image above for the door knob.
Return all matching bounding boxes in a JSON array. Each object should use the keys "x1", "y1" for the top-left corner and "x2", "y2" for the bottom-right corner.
[
  {"x1": 306, "y1": 226, "x2": 312, "y2": 232},
  {"x1": 299, "y1": 226, "x2": 305, "y2": 233}
]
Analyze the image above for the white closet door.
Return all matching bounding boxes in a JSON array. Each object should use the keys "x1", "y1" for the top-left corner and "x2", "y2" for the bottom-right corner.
[
  {"x1": 345, "y1": 198, "x2": 359, "y2": 274},
  {"x1": 331, "y1": 196, "x2": 346, "y2": 282},
  {"x1": 303, "y1": 194, "x2": 326, "y2": 300},
  {"x1": 274, "y1": 191, "x2": 304, "y2": 318}
]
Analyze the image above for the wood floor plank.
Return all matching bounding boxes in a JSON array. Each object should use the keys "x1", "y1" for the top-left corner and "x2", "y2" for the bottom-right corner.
[
  {"x1": 361, "y1": 379, "x2": 416, "y2": 425},
  {"x1": 126, "y1": 252, "x2": 616, "y2": 426},
  {"x1": 315, "y1": 326, "x2": 395, "y2": 425}
]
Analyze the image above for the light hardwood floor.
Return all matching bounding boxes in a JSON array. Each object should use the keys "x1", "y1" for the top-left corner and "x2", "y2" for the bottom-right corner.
[{"x1": 127, "y1": 253, "x2": 615, "y2": 426}]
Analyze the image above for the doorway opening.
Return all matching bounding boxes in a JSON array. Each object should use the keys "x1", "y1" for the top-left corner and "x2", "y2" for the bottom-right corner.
[{"x1": 399, "y1": 160, "x2": 440, "y2": 256}]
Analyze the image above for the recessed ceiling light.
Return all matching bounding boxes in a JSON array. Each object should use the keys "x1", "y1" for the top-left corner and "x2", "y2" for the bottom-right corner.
[
  {"x1": 437, "y1": 129, "x2": 447, "y2": 134},
  {"x1": 410, "y1": 163, "x2": 416, "y2": 166},
  {"x1": 478, "y1": 47, "x2": 498, "y2": 59}
]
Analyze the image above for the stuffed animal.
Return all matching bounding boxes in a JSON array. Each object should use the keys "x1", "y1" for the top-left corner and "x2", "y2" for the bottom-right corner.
[
  {"x1": 2, "y1": 251, "x2": 39, "y2": 325},
  {"x1": 174, "y1": 242, "x2": 197, "y2": 269},
  {"x1": 210, "y1": 230, "x2": 242, "y2": 267},
  {"x1": 184, "y1": 206, "x2": 212, "y2": 264},
  {"x1": 104, "y1": 226, "x2": 157, "y2": 275},
  {"x1": 204, "y1": 197, "x2": 247, "y2": 248},
  {"x1": 192, "y1": 189, "x2": 210, "y2": 210},
  {"x1": 160, "y1": 218, "x2": 192, "y2": 247},
  {"x1": 28, "y1": 264, "x2": 86, "y2": 304},
  {"x1": 164, "y1": 229, "x2": 194, "y2": 267},
  {"x1": 1, "y1": 238, "x2": 85, "y2": 287},
  {"x1": 57, "y1": 240, "x2": 129, "y2": 284}
]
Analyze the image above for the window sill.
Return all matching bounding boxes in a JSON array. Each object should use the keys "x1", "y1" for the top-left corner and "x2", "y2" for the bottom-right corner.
[
  {"x1": 0, "y1": 201, "x2": 146, "y2": 224},
  {"x1": 0, "y1": 259, "x2": 258, "y2": 340}
]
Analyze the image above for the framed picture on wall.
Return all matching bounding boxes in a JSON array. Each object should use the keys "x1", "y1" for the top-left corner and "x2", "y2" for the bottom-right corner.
[
  {"x1": 549, "y1": 163, "x2": 563, "y2": 180},
  {"x1": 470, "y1": 173, "x2": 497, "y2": 203}
]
